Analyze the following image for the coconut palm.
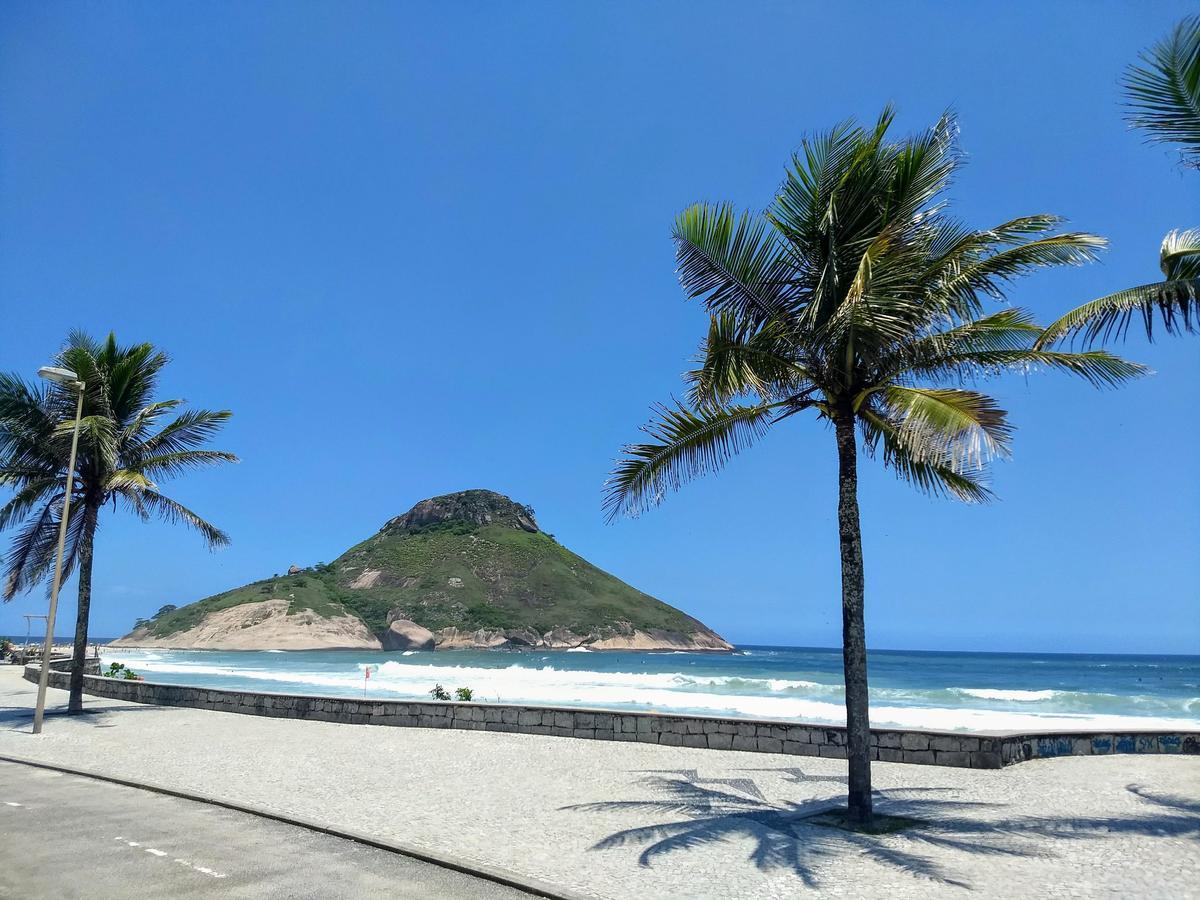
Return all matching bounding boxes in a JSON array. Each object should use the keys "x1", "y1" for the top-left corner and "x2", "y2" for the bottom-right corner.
[
  {"x1": 0, "y1": 332, "x2": 236, "y2": 712},
  {"x1": 604, "y1": 110, "x2": 1144, "y2": 826},
  {"x1": 1040, "y1": 16, "x2": 1200, "y2": 346}
]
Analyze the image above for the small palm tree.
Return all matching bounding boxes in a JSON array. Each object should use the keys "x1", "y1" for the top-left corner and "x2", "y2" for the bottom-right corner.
[
  {"x1": 0, "y1": 332, "x2": 236, "y2": 712},
  {"x1": 1041, "y1": 16, "x2": 1200, "y2": 345},
  {"x1": 604, "y1": 110, "x2": 1143, "y2": 826}
]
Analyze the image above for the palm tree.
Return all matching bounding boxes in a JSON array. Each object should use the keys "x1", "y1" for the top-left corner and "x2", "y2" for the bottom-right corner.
[
  {"x1": 604, "y1": 110, "x2": 1144, "y2": 827},
  {"x1": 0, "y1": 332, "x2": 236, "y2": 712},
  {"x1": 1040, "y1": 16, "x2": 1200, "y2": 346}
]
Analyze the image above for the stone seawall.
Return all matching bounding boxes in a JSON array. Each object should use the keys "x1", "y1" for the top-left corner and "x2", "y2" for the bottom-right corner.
[{"x1": 26, "y1": 665, "x2": 1198, "y2": 770}]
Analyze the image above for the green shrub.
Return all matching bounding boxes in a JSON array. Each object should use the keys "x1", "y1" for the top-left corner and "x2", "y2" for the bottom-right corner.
[
  {"x1": 103, "y1": 661, "x2": 140, "y2": 680},
  {"x1": 454, "y1": 686, "x2": 473, "y2": 701},
  {"x1": 429, "y1": 683, "x2": 450, "y2": 701}
]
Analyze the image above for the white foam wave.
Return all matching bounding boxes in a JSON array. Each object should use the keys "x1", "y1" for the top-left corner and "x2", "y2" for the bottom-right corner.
[
  {"x1": 402, "y1": 651, "x2": 417, "y2": 656},
  {"x1": 565, "y1": 647, "x2": 591, "y2": 653},
  {"x1": 954, "y1": 688, "x2": 1059, "y2": 702},
  {"x1": 103, "y1": 651, "x2": 1200, "y2": 734}
]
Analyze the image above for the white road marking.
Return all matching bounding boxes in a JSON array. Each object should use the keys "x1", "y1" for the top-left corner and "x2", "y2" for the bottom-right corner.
[
  {"x1": 174, "y1": 858, "x2": 228, "y2": 879},
  {"x1": 115, "y1": 838, "x2": 228, "y2": 878}
]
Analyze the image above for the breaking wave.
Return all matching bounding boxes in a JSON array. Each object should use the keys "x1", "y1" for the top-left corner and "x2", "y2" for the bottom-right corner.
[{"x1": 104, "y1": 648, "x2": 1200, "y2": 734}]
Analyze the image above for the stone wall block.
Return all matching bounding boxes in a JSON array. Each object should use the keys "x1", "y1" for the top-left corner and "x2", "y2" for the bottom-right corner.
[{"x1": 934, "y1": 750, "x2": 971, "y2": 767}]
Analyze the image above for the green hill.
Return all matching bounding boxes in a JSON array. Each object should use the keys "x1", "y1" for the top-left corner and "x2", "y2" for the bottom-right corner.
[{"x1": 114, "y1": 490, "x2": 732, "y2": 652}]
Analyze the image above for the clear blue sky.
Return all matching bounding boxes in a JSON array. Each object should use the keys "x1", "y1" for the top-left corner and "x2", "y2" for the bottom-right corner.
[{"x1": 1, "y1": 1, "x2": 1197, "y2": 653}]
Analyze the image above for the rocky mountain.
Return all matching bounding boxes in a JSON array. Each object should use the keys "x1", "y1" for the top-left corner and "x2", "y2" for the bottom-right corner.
[{"x1": 111, "y1": 490, "x2": 733, "y2": 652}]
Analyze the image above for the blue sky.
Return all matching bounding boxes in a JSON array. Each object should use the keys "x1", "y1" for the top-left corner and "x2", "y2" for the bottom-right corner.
[{"x1": 1, "y1": 1, "x2": 1197, "y2": 653}]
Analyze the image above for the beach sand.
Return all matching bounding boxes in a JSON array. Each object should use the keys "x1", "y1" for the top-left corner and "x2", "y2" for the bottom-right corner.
[{"x1": 0, "y1": 667, "x2": 1196, "y2": 898}]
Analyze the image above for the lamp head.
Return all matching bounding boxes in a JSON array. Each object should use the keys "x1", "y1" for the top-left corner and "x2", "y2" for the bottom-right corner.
[{"x1": 37, "y1": 366, "x2": 82, "y2": 388}]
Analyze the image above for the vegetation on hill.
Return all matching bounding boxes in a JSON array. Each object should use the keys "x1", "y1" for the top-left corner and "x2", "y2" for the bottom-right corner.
[{"x1": 143, "y1": 491, "x2": 712, "y2": 643}]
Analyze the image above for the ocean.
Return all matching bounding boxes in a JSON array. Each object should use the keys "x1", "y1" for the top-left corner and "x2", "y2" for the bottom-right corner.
[{"x1": 100, "y1": 645, "x2": 1200, "y2": 734}]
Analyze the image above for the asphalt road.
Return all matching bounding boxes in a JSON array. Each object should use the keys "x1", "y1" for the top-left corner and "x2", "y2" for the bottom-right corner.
[{"x1": 0, "y1": 759, "x2": 534, "y2": 899}]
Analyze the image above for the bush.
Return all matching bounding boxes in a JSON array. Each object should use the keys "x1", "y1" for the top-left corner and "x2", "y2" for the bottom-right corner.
[
  {"x1": 454, "y1": 686, "x2": 473, "y2": 701},
  {"x1": 429, "y1": 683, "x2": 450, "y2": 701},
  {"x1": 103, "y1": 661, "x2": 139, "y2": 680}
]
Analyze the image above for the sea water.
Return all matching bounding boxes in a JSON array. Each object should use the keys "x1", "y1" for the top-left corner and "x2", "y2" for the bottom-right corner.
[{"x1": 101, "y1": 645, "x2": 1200, "y2": 733}]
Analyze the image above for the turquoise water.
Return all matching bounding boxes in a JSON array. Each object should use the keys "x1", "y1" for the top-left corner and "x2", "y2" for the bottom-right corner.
[{"x1": 102, "y1": 645, "x2": 1200, "y2": 733}]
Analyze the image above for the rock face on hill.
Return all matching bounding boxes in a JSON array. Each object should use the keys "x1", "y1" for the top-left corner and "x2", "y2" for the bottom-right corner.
[{"x1": 111, "y1": 490, "x2": 733, "y2": 653}]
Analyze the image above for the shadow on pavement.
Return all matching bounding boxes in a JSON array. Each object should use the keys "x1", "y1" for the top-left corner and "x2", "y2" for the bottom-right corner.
[
  {"x1": 0, "y1": 702, "x2": 166, "y2": 730},
  {"x1": 563, "y1": 768, "x2": 1200, "y2": 889}
]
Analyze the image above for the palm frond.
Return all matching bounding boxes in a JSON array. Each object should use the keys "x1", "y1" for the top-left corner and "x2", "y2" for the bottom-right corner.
[
  {"x1": 121, "y1": 399, "x2": 184, "y2": 445},
  {"x1": 858, "y1": 406, "x2": 992, "y2": 503},
  {"x1": 686, "y1": 315, "x2": 809, "y2": 408},
  {"x1": 930, "y1": 231, "x2": 1106, "y2": 318},
  {"x1": 673, "y1": 204, "x2": 793, "y2": 326},
  {"x1": 131, "y1": 450, "x2": 240, "y2": 481},
  {"x1": 64, "y1": 414, "x2": 119, "y2": 471},
  {"x1": 877, "y1": 386, "x2": 1012, "y2": 464},
  {"x1": 0, "y1": 478, "x2": 63, "y2": 533},
  {"x1": 604, "y1": 402, "x2": 782, "y2": 521},
  {"x1": 2, "y1": 499, "x2": 62, "y2": 600},
  {"x1": 137, "y1": 491, "x2": 230, "y2": 548},
  {"x1": 890, "y1": 310, "x2": 1148, "y2": 387},
  {"x1": 917, "y1": 348, "x2": 1145, "y2": 389},
  {"x1": 104, "y1": 471, "x2": 156, "y2": 493},
  {"x1": 1159, "y1": 227, "x2": 1200, "y2": 279},
  {"x1": 1125, "y1": 15, "x2": 1200, "y2": 167},
  {"x1": 135, "y1": 409, "x2": 233, "y2": 457},
  {"x1": 1037, "y1": 277, "x2": 1200, "y2": 346}
]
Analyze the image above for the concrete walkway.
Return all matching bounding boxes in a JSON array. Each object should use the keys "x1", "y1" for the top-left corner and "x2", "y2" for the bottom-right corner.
[
  {"x1": 1, "y1": 668, "x2": 1197, "y2": 898},
  {"x1": 0, "y1": 759, "x2": 529, "y2": 899}
]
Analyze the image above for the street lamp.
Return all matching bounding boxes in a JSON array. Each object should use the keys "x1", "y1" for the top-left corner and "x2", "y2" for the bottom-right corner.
[{"x1": 31, "y1": 365, "x2": 85, "y2": 735}]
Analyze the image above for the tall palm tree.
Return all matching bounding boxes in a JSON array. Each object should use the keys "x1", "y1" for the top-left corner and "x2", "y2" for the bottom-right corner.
[
  {"x1": 0, "y1": 332, "x2": 236, "y2": 712},
  {"x1": 604, "y1": 110, "x2": 1144, "y2": 827},
  {"x1": 1040, "y1": 16, "x2": 1200, "y2": 346}
]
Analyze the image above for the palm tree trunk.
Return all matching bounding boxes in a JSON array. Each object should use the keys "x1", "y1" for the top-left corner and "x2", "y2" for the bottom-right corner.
[
  {"x1": 834, "y1": 412, "x2": 872, "y2": 826},
  {"x1": 67, "y1": 502, "x2": 98, "y2": 714}
]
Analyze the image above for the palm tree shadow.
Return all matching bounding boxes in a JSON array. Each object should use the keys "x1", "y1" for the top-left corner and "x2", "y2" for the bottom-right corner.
[
  {"x1": 563, "y1": 771, "x2": 1200, "y2": 890},
  {"x1": 0, "y1": 702, "x2": 165, "y2": 730}
]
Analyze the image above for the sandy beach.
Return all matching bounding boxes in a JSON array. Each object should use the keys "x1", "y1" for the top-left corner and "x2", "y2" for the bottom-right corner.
[{"x1": 0, "y1": 667, "x2": 1196, "y2": 898}]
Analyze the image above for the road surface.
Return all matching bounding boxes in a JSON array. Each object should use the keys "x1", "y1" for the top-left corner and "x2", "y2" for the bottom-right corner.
[{"x1": 0, "y1": 759, "x2": 533, "y2": 899}]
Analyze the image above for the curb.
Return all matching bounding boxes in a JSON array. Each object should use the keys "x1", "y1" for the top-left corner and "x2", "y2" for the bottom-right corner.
[{"x1": 0, "y1": 752, "x2": 584, "y2": 900}]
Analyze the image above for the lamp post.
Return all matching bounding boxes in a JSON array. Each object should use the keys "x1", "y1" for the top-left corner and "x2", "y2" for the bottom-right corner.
[{"x1": 31, "y1": 366, "x2": 85, "y2": 735}]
